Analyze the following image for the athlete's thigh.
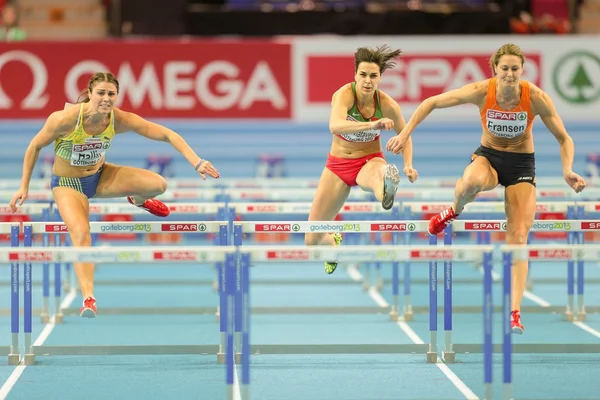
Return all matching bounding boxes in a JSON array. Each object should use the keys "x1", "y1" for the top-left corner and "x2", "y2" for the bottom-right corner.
[
  {"x1": 463, "y1": 155, "x2": 499, "y2": 191},
  {"x1": 355, "y1": 157, "x2": 386, "y2": 192},
  {"x1": 52, "y1": 187, "x2": 91, "y2": 241},
  {"x1": 94, "y1": 162, "x2": 167, "y2": 198},
  {"x1": 308, "y1": 167, "x2": 351, "y2": 222},
  {"x1": 504, "y1": 182, "x2": 536, "y2": 239}
]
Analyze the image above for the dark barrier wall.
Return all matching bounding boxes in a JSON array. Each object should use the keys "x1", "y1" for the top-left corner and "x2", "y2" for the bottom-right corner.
[{"x1": 183, "y1": 9, "x2": 510, "y2": 36}]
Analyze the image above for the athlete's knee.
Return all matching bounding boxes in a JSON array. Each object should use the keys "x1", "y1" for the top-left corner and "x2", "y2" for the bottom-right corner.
[
  {"x1": 69, "y1": 225, "x2": 92, "y2": 246},
  {"x1": 459, "y1": 170, "x2": 490, "y2": 193},
  {"x1": 147, "y1": 174, "x2": 168, "y2": 196},
  {"x1": 506, "y1": 226, "x2": 530, "y2": 245},
  {"x1": 155, "y1": 175, "x2": 168, "y2": 194}
]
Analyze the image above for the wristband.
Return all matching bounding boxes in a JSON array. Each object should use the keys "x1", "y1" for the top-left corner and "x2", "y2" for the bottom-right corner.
[{"x1": 194, "y1": 159, "x2": 206, "y2": 171}]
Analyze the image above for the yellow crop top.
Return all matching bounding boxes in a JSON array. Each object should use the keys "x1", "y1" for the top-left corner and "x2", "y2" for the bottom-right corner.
[{"x1": 54, "y1": 103, "x2": 115, "y2": 167}]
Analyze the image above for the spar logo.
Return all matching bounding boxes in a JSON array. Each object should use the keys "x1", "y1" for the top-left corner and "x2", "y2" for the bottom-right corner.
[
  {"x1": 168, "y1": 205, "x2": 200, "y2": 213},
  {"x1": 161, "y1": 223, "x2": 207, "y2": 232},
  {"x1": 528, "y1": 249, "x2": 573, "y2": 259},
  {"x1": 266, "y1": 250, "x2": 310, "y2": 260},
  {"x1": 45, "y1": 224, "x2": 69, "y2": 232},
  {"x1": 9, "y1": 251, "x2": 55, "y2": 262},
  {"x1": 245, "y1": 205, "x2": 279, "y2": 213},
  {"x1": 153, "y1": 251, "x2": 197, "y2": 261},
  {"x1": 581, "y1": 221, "x2": 600, "y2": 230},
  {"x1": 553, "y1": 51, "x2": 600, "y2": 104},
  {"x1": 464, "y1": 222, "x2": 506, "y2": 231},
  {"x1": 370, "y1": 223, "x2": 416, "y2": 231},
  {"x1": 255, "y1": 224, "x2": 292, "y2": 232},
  {"x1": 343, "y1": 204, "x2": 375, "y2": 212},
  {"x1": 410, "y1": 250, "x2": 454, "y2": 260}
]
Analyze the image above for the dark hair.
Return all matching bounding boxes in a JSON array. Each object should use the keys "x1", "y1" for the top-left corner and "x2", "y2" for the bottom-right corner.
[
  {"x1": 354, "y1": 45, "x2": 402, "y2": 74},
  {"x1": 77, "y1": 72, "x2": 120, "y2": 103},
  {"x1": 489, "y1": 43, "x2": 525, "y2": 75}
]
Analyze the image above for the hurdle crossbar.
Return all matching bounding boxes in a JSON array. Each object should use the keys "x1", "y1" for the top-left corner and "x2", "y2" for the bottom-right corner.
[
  {"x1": 0, "y1": 246, "x2": 234, "y2": 263},
  {"x1": 4, "y1": 176, "x2": 596, "y2": 190},
  {"x1": 241, "y1": 244, "x2": 493, "y2": 263},
  {"x1": 87, "y1": 202, "x2": 223, "y2": 215},
  {"x1": 0, "y1": 221, "x2": 228, "y2": 234},
  {"x1": 232, "y1": 201, "x2": 390, "y2": 214}
]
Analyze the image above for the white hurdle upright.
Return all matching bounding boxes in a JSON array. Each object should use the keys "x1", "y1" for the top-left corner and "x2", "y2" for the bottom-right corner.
[{"x1": 1, "y1": 220, "x2": 230, "y2": 366}]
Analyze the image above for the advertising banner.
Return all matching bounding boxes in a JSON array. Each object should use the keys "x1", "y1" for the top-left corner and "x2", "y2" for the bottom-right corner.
[
  {"x1": 292, "y1": 35, "x2": 599, "y2": 122},
  {"x1": 0, "y1": 40, "x2": 291, "y2": 119}
]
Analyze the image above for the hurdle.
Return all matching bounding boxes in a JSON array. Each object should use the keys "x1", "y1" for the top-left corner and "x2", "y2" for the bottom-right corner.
[
  {"x1": 1, "y1": 176, "x2": 595, "y2": 190},
  {"x1": 1, "y1": 221, "x2": 230, "y2": 365},
  {"x1": 232, "y1": 201, "x2": 398, "y2": 289},
  {"x1": 26, "y1": 215, "x2": 231, "y2": 321},
  {"x1": 226, "y1": 242, "x2": 511, "y2": 400}
]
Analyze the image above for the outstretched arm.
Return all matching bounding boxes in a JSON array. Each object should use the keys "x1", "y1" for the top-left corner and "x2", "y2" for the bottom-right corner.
[
  {"x1": 9, "y1": 111, "x2": 74, "y2": 211},
  {"x1": 386, "y1": 81, "x2": 487, "y2": 155},
  {"x1": 381, "y1": 95, "x2": 418, "y2": 182},
  {"x1": 532, "y1": 87, "x2": 585, "y2": 192},
  {"x1": 328, "y1": 85, "x2": 394, "y2": 135},
  {"x1": 115, "y1": 109, "x2": 220, "y2": 180}
]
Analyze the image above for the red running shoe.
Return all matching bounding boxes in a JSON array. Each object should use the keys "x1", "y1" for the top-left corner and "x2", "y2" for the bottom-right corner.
[
  {"x1": 427, "y1": 207, "x2": 458, "y2": 235},
  {"x1": 127, "y1": 196, "x2": 170, "y2": 217},
  {"x1": 511, "y1": 310, "x2": 524, "y2": 335},
  {"x1": 80, "y1": 297, "x2": 97, "y2": 318}
]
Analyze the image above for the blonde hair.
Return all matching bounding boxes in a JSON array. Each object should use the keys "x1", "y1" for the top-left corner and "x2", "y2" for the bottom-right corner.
[
  {"x1": 489, "y1": 43, "x2": 525, "y2": 75},
  {"x1": 354, "y1": 45, "x2": 402, "y2": 74}
]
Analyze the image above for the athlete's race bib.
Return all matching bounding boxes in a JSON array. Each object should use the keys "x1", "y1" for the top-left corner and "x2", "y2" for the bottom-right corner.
[
  {"x1": 485, "y1": 110, "x2": 528, "y2": 139},
  {"x1": 70, "y1": 137, "x2": 110, "y2": 166}
]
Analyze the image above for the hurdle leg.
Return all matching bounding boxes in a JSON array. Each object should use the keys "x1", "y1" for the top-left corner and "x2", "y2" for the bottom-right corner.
[
  {"x1": 225, "y1": 253, "x2": 236, "y2": 400},
  {"x1": 23, "y1": 260, "x2": 34, "y2": 365},
  {"x1": 217, "y1": 261, "x2": 226, "y2": 364},
  {"x1": 240, "y1": 252, "x2": 251, "y2": 400},
  {"x1": 426, "y1": 234, "x2": 438, "y2": 363},
  {"x1": 565, "y1": 232, "x2": 575, "y2": 322},
  {"x1": 9, "y1": 260, "x2": 20, "y2": 365},
  {"x1": 374, "y1": 232, "x2": 383, "y2": 291},
  {"x1": 483, "y1": 251, "x2": 493, "y2": 400},
  {"x1": 8, "y1": 226, "x2": 20, "y2": 365},
  {"x1": 390, "y1": 262, "x2": 399, "y2": 321},
  {"x1": 41, "y1": 262, "x2": 50, "y2": 324},
  {"x1": 55, "y1": 234, "x2": 65, "y2": 323},
  {"x1": 402, "y1": 232, "x2": 413, "y2": 321},
  {"x1": 502, "y1": 251, "x2": 513, "y2": 400},
  {"x1": 576, "y1": 231, "x2": 586, "y2": 321},
  {"x1": 442, "y1": 226, "x2": 454, "y2": 363},
  {"x1": 22, "y1": 225, "x2": 35, "y2": 365},
  {"x1": 235, "y1": 254, "x2": 242, "y2": 364}
]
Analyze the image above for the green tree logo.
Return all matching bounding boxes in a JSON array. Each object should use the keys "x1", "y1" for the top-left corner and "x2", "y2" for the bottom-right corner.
[{"x1": 553, "y1": 51, "x2": 600, "y2": 104}]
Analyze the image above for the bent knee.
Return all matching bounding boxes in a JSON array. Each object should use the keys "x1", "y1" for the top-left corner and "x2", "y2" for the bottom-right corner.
[
  {"x1": 461, "y1": 171, "x2": 491, "y2": 191},
  {"x1": 506, "y1": 228, "x2": 530, "y2": 245},
  {"x1": 69, "y1": 227, "x2": 92, "y2": 246},
  {"x1": 154, "y1": 175, "x2": 168, "y2": 194}
]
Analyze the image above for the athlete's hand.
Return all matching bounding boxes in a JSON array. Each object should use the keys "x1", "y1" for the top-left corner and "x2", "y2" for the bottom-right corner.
[
  {"x1": 386, "y1": 133, "x2": 408, "y2": 155},
  {"x1": 369, "y1": 118, "x2": 394, "y2": 131},
  {"x1": 9, "y1": 187, "x2": 28, "y2": 213},
  {"x1": 196, "y1": 159, "x2": 220, "y2": 180},
  {"x1": 404, "y1": 166, "x2": 419, "y2": 183},
  {"x1": 564, "y1": 171, "x2": 586, "y2": 193}
]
